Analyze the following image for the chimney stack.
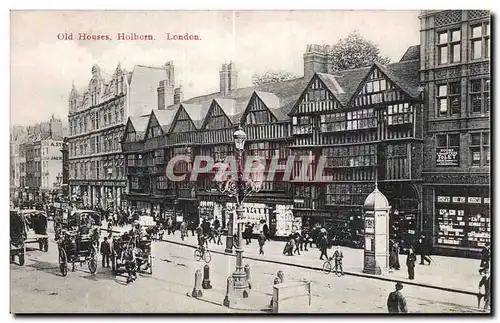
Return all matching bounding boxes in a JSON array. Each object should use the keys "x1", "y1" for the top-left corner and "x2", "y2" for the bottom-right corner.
[
  {"x1": 164, "y1": 61, "x2": 175, "y2": 85},
  {"x1": 220, "y1": 62, "x2": 238, "y2": 96},
  {"x1": 157, "y1": 80, "x2": 175, "y2": 110},
  {"x1": 303, "y1": 44, "x2": 332, "y2": 79},
  {"x1": 174, "y1": 86, "x2": 184, "y2": 104}
]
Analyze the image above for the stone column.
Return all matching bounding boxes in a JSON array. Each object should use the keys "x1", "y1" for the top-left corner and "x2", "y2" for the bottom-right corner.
[{"x1": 113, "y1": 186, "x2": 117, "y2": 211}]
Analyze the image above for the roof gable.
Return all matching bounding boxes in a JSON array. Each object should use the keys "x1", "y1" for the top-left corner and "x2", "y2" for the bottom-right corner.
[
  {"x1": 153, "y1": 108, "x2": 178, "y2": 133},
  {"x1": 241, "y1": 92, "x2": 282, "y2": 124},
  {"x1": 181, "y1": 103, "x2": 211, "y2": 129},
  {"x1": 201, "y1": 101, "x2": 234, "y2": 130},
  {"x1": 289, "y1": 74, "x2": 343, "y2": 115},
  {"x1": 347, "y1": 62, "x2": 420, "y2": 107},
  {"x1": 170, "y1": 105, "x2": 198, "y2": 133},
  {"x1": 143, "y1": 112, "x2": 162, "y2": 140}
]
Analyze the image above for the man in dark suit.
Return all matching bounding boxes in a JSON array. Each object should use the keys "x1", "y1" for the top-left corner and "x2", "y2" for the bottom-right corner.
[
  {"x1": 387, "y1": 282, "x2": 408, "y2": 313},
  {"x1": 100, "y1": 237, "x2": 111, "y2": 268},
  {"x1": 406, "y1": 247, "x2": 417, "y2": 280}
]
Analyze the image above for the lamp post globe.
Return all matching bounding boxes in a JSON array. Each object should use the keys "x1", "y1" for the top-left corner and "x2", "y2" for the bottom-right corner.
[{"x1": 233, "y1": 126, "x2": 247, "y2": 150}]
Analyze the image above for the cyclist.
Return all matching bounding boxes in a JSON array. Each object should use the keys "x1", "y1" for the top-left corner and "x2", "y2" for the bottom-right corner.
[{"x1": 196, "y1": 225, "x2": 206, "y2": 252}]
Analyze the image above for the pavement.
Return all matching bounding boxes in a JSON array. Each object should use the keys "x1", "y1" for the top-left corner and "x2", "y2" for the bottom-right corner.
[
  {"x1": 9, "y1": 222, "x2": 487, "y2": 314},
  {"x1": 147, "y1": 227, "x2": 483, "y2": 295}
]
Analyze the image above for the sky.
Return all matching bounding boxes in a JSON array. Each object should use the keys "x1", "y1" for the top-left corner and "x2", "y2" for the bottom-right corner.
[{"x1": 10, "y1": 10, "x2": 420, "y2": 126}]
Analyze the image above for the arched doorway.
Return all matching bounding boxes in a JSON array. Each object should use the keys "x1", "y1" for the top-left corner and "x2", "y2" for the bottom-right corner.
[{"x1": 380, "y1": 182, "x2": 420, "y2": 251}]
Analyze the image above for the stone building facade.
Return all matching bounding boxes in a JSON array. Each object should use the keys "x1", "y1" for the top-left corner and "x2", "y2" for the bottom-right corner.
[
  {"x1": 419, "y1": 10, "x2": 490, "y2": 256},
  {"x1": 67, "y1": 62, "x2": 182, "y2": 210}
]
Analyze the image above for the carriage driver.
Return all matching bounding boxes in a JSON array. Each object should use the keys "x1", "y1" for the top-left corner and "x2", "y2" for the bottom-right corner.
[{"x1": 122, "y1": 244, "x2": 137, "y2": 284}]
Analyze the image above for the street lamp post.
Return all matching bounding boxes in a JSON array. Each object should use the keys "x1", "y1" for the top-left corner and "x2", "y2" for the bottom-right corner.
[{"x1": 217, "y1": 126, "x2": 263, "y2": 300}]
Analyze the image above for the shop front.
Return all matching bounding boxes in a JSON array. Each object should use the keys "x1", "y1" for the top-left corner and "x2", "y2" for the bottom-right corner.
[{"x1": 433, "y1": 186, "x2": 490, "y2": 250}]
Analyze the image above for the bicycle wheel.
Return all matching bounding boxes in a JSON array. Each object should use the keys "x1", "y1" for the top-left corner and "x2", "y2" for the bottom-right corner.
[
  {"x1": 322, "y1": 261, "x2": 332, "y2": 274},
  {"x1": 203, "y1": 250, "x2": 212, "y2": 263},
  {"x1": 194, "y1": 249, "x2": 202, "y2": 261}
]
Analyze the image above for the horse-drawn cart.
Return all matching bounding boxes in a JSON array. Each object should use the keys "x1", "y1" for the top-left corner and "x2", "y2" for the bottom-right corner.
[
  {"x1": 21, "y1": 210, "x2": 49, "y2": 252},
  {"x1": 56, "y1": 210, "x2": 101, "y2": 276}
]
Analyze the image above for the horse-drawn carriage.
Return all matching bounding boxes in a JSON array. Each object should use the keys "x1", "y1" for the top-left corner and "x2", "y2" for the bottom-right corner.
[
  {"x1": 110, "y1": 217, "x2": 154, "y2": 276},
  {"x1": 21, "y1": 209, "x2": 50, "y2": 252},
  {"x1": 56, "y1": 210, "x2": 102, "y2": 276},
  {"x1": 10, "y1": 209, "x2": 49, "y2": 266}
]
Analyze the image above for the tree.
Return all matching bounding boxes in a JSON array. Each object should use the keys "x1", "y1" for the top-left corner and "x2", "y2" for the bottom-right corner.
[
  {"x1": 329, "y1": 31, "x2": 391, "y2": 72},
  {"x1": 252, "y1": 70, "x2": 299, "y2": 86}
]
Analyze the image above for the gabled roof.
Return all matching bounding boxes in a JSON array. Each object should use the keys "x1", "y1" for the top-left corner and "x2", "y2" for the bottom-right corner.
[
  {"x1": 252, "y1": 92, "x2": 288, "y2": 122},
  {"x1": 126, "y1": 116, "x2": 149, "y2": 140},
  {"x1": 332, "y1": 66, "x2": 372, "y2": 105},
  {"x1": 213, "y1": 98, "x2": 246, "y2": 124},
  {"x1": 181, "y1": 103, "x2": 211, "y2": 129},
  {"x1": 179, "y1": 77, "x2": 309, "y2": 123},
  {"x1": 375, "y1": 60, "x2": 421, "y2": 98},
  {"x1": 332, "y1": 58, "x2": 421, "y2": 106},
  {"x1": 399, "y1": 45, "x2": 420, "y2": 62},
  {"x1": 129, "y1": 116, "x2": 149, "y2": 133},
  {"x1": 153, "y1": 108, "x2": 179, "y2": 133}
]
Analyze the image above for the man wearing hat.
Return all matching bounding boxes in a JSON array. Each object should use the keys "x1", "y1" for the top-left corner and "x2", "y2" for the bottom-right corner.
[
  {"x1": 387, "y1": 282, "x2": 408, "y2": 313},
  {"x1": 478, "y1": 268, "x2": 490, "y2": 311}
]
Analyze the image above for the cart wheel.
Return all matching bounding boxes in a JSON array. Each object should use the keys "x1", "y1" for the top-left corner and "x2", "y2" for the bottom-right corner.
[
  {"x1": 148, "y1": 255, "x2": 153, "y2": 274},
  {"x1": 322, "y1": 261, "x2": 332, "y2": 274},
  {"x1": 58, "y1": 247, "x2": 68, "y2": 277},
  {"x1": 194, "y1": 249, "x2": 202, "y2": 261},
  {"x1": 88, "y1": 258, "x2": 97, "y2": 274},
  {"x1": 203, "y1": 250, "x2": 212, "y2": 263},
  {"x1": 43, "y1": 239, "x2": 49, "y2": 252},
  {"x1": 19, "y1": 253, "x2": 25, "y2": 266},
  {"x1": 88, "y1": 247, "x2": 98, "y2": 274}
]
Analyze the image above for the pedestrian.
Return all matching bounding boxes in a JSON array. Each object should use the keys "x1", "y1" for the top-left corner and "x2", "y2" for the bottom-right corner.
[
  {"x1": 263, "y1": 222, "x2": 270, "y2": 241},
  {"x1": 417, "y1": 235, "x2": 431, "y2": 265},
  {"x1": 389, "y1": 240, "x2": 401, "y2": 270},
  {"x1": 215, "y1": 227, "x2": 223, "y2": 245},
  {"x1": 288, "y1": 236, "x2": 295, "y2": 256},
  {"x1": 213, "y1": 217, "x2": 221, "y2": 231},
  {"x1": 319, "y1": 233, "x2": 329, "y2": 260},
  {"x1": 167, "y1": 217, "x2": 173, "y2": 235},
  {"x1": 244, "y1": 223, "x2": 253, "y2": 245},
  {"x1": 258, "y1": 232, "x2": 266, "y2": 255},
  {"x1": 158, "y1": 223, "x2": 165, "y2": 240},
  {"x1": 333, "y1": 245, "x2": 344, "y2": 275},
  {"x1": 293, "y1": 232, "x2": 301, "y2": 255},
  {"x1": 301, "y1": 230, "x2": 309, "y2": 251},
  {"x1": 208, "y1": 224, "x2": 216, "y2": 244},
  {"x1": 387, "y1": 282, "x2": 408, "y2": 313},
  {"x1": 190, "y1": 220, "x2": 196, "y2": 237},
  {"x1": 406, "y1": 247, "x2": 417, "y2": 280},
  {"x1": 478, "y1": 268, "x2": 491, "y2": 311},
  {"x1": 479, "y1": 243, "x2": 490, "y2": 274},
  {"x1": 180, "y1": 221, "x2": 187, "y2": 241}
]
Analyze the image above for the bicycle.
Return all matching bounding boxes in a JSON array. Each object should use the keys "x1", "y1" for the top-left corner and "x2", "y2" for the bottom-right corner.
[
  {"x1": 322, "y1": 257, "x2": 343, "y2": 276},
  {"x1": 194, "y1": 246, "x2": 212, "y2": 263}
]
